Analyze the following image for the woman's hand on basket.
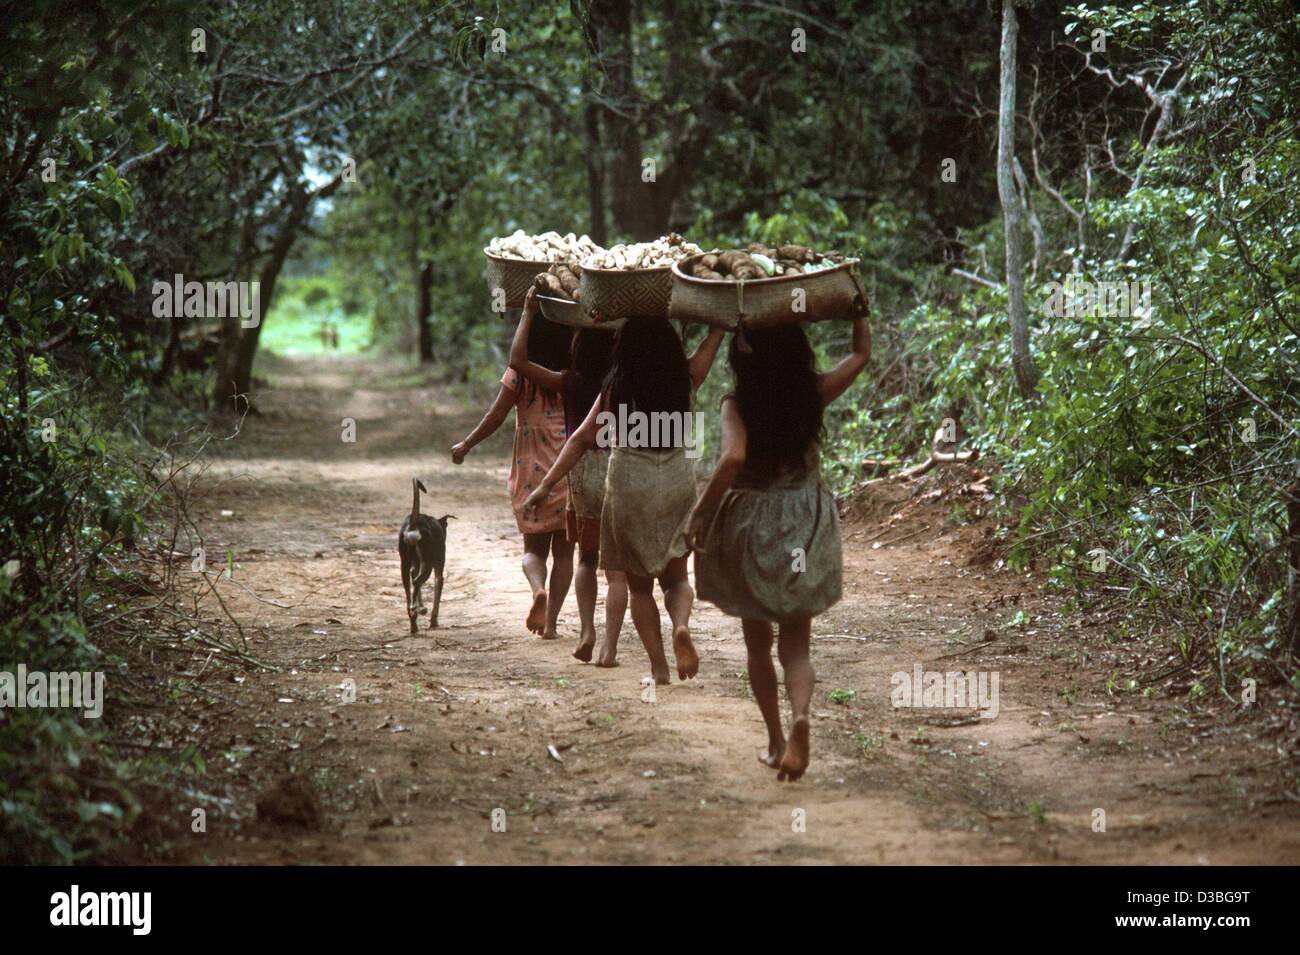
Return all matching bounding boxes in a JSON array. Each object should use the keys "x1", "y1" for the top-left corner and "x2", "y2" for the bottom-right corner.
[{"x1": 521, "y1": 285, "x2": 539, "y2": 318}]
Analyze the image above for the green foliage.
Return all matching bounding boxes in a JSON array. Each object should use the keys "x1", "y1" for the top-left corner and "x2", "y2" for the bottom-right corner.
[
  {"x1": 0, "y1": 379, "x2": 155, "y2": 862},
  {"x1": 0, "y1": 0, "x2": 201, "y2": 862},
  {"x1": 997, "y1": 1, "x2": 1300, "y2": 679}
]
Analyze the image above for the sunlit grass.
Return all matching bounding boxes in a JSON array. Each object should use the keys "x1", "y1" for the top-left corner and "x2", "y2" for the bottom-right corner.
[{"x1": 259, "y1": 275, "x2": 374, "y2": 355}]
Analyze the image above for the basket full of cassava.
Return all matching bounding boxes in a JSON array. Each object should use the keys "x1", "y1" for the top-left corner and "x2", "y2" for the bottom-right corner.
[
  {"x1": 669, "y1": 243, "x2": 867, "y2": 330},
  {"x1": 577, "y1": 233, "x2": 705, "y2": 321},
  {"x1": 526, "y1": 252, "x2": 626, "y2": 331},
  {"x1": 484, "y1": 230, "x2": 603, "y2": 308}
]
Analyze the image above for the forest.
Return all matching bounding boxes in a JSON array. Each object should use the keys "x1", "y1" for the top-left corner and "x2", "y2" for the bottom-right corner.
[{"x1": 1, "y1": 0, "x2": 1297, "y2": 869}]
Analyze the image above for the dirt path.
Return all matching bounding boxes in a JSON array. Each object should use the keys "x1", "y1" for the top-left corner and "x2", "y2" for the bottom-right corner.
[{"x1": 174, "y1": 353, "x2": 1297, "y2": 865}]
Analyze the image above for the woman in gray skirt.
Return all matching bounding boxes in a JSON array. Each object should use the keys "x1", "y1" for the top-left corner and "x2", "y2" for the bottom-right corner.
[
  {"x1": 525, "y1": 318, "x2": 724, "y2": 685},
  {"x1": 685, "y1": 312, "x2": 870, "y2": 781}
]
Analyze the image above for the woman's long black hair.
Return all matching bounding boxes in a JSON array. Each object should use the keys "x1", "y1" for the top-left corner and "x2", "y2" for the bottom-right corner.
[
  {"x1": 729, "y1": 324, "x2": 823, "y2": 475},
  {"x1": 571, "y1": 328, "x2": 615, "y2": 417},
  {"x1": 527, "y1": 311, "x2": 573, "y2": 375},
  {"x1": 602, "y1": 318, "x2": 691, "y2": 415}
]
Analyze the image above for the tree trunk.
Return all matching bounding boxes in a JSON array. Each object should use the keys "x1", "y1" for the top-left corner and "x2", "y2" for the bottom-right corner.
[
  {"x1": 997, "y1": 0, "x2": 1037, "y2": 398},
  {"x1": 154, "y1": 313, "x2": 181, "y2": 386},
  {"x1": 212, "y1": 200, "x2": 264, "y2": 406},
  {"x1": 222, "y1": 189, "x2": 310, "y2": 412},
  {"x1": 582, "y1": 0, "x2": 737, "y2": 239},
  {"x1": 589, "y1": 0, "x2": 672, "y2": 239},
  {"x1": 211, "y1": 319, "x2": 239, "y2": 409},
  {"x1": 416, "y1": 260, "x2": 434, "y2": 364},
  {"x1": 1287, "y1": 482, "x2": 1300, "y2": 660},
  {"x1": 217, "y1": 174, "x2": 343, "y2": 411},
  {"x1": 582, "y1": 89, "x2": 607, "y2": 245}
]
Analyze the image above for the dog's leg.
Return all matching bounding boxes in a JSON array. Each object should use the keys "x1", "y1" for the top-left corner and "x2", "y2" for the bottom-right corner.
[
  {"x1": 412, "y1": 562, "x2": 433, "y2": 631},
  {"x1": 401, "y1": 553, "x2": 418, "y2": 634},
  {"x1": 411, "y1": 557, "x2": 425, "y2": 614},
  {"x1": 429, "y1": 572, "x2": 444, "y2": 629}
]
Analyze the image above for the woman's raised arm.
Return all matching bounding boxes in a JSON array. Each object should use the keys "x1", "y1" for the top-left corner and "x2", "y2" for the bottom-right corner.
[
  {"x1": 508, "y1": 287, "x2": 565, "y2": 393},
  {"x1": 816, "y1": 313, "x2": 871, "y2": 407},
  {"x1": 687, "y1": 326, "x2": 727, "y2": 392}
]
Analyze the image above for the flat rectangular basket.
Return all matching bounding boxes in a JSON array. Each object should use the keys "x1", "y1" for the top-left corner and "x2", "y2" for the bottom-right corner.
[{"x1": 668, "y1": 255, "x2": 867, "y2": 329}]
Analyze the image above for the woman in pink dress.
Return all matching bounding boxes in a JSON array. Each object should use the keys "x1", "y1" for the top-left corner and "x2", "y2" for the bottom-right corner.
[{"x1": 452, "y1": 288, "x2": 573, "y2": 638}]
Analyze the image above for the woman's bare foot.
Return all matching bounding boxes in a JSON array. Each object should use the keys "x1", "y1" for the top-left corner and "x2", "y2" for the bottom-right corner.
[
  {"x1": 525, "y1": 591, "x2": 547, "y2": 635},
  {"x1": 594, "y1": 642, "x2": 618, "y2": 667},
  {"x1": 650, "y1": 662, "x2": 671, "y2": 685},
  {"x1": 777, "y1": 716, "x2": 810, "y2": 781},
  {"x1": 759, "y1": 738, "x2": 786, "y2": 769},
  {"x1": 671, "y1": 624, "x2": 699, "y2": 680},
  {"x1": 573, "y1": 628, "x2": 596, "y2": 661},
  {"x1": 541, "y1": 625, "x2": 560, "y2": 641}
]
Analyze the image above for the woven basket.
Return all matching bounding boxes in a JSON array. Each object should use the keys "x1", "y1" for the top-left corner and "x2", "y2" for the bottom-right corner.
[
  {"x1": 484, "y1": 250, "x2": 552, "y2": 309},
  {"x1": 537, "y1": 295, "x2": 624, "y2": 332},
  {"x1": 578, "y1": 264, "x2": 674, "y2": 321},
  {"x1": 668, "y1": 255, "x2": 867, "y2": 330}
]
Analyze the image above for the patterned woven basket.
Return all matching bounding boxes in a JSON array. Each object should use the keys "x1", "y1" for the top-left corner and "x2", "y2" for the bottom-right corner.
[
  {"x1": 578, "y1": 264, "x2": 674, "y2": 321},
  {"x1": 484, "y1": 250, "x2": 552, "y2": 309},
  {"x1": 537, "y1": 295, "x2": 624, "y2": 332},
  {"x1": 668, "y1": 254, "x2": 867, "y2": 330}
]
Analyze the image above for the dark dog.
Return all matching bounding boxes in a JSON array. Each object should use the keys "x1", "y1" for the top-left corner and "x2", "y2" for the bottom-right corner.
[{"x1": 398, "y1": 478, "x2": 453, "y2": 632}]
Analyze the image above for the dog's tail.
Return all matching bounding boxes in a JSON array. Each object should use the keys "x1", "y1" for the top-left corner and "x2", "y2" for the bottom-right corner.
[{"x1": 404, "y1": 478, "x2": 428, "y2": 543}]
